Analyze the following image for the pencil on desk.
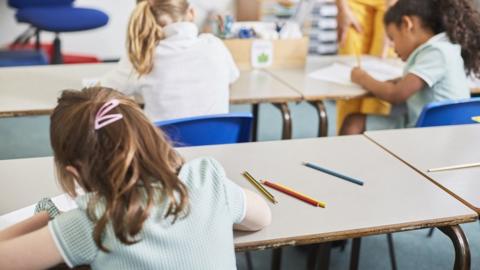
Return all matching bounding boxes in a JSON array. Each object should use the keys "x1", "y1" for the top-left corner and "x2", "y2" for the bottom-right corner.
[
  {"x1": 261, "y1": 180, "x2": 326, "y2": 208},
  {"x1": 428, "y1": 162, "x2": 480, "y2": 172},
  {"x1": 242, "y1": 171, "x2": 277, "y2": 204},
  {"x1": 303, "y1": 162, "x2": 364, "y2": 186}
]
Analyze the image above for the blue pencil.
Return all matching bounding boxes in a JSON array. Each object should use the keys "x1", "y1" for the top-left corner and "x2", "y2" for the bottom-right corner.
[{"x1": 303, "y1": 162, "x2": 364, "y2": 186}]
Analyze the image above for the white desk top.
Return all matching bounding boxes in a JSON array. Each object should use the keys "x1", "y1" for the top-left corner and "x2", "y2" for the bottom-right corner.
[
  {"x1": 230, "y1": 69, "x2": 301, "y2": 104},
  {"x1": 266, "y1": 55, "x2": 404, "y2": 101},
  {"x1": 0, "y1": 63, "x2": 300, "y2": 117},
  {"x1": 0, "y1": 137, "x2": 476, "y2": 250},
  {"x1": 178, "y1": 136, "x2": 475, "y2": 250},
  {"x1": 365, "y1": 124, "x2": 480, "y2": 213}
]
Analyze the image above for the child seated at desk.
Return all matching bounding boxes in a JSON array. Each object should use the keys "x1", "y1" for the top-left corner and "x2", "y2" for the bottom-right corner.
[
  {"x1": 0, "y1": 87, "x2": 271, "y2": 269},
  {"x1": 341, "y1": 0, "x2": 480, "y2": 134},
  {"x1": 101, "y1": 0, "x2": 239, "y2": 121}
]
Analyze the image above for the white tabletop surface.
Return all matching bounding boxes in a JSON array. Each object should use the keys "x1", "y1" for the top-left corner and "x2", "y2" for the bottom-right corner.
[
  {"x1": 0, "y1": 63, "x2": 300, "y2": 117},
  {"x1": 0, "y1": 136, "x2": 476, "y2": 250},
  {"x1": 266, "y1": 55, "x2": 404, "y2": 101},
  {"x1": 178, "y1": 136, "x2": 475, "y2": 250},
  {"x1": 365, "y1": 124, "x2": 480, "y2": 213}
]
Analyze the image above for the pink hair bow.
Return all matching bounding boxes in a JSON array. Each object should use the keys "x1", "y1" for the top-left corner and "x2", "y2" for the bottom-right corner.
[{"x1": 94, "y1": 99, "x2": 124, "y2": 130}]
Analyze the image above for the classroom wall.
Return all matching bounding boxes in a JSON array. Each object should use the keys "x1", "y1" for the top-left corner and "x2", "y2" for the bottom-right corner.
[{"x1": 0, "y1": 0, "x2": 234, "y2": 60}]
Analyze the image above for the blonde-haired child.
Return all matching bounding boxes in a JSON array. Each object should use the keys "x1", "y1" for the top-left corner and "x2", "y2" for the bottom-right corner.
[
  {"x1": 102, "y1": 0, "x2": 239, "y2": 121},
  {"x1": 0, "y1": 87, "x2": 270, "y2": 269}
]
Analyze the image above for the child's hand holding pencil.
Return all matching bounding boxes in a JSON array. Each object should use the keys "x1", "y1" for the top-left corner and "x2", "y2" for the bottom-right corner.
[{"x1": 351, "y1": 67, "x2": 369, "y2": 85}]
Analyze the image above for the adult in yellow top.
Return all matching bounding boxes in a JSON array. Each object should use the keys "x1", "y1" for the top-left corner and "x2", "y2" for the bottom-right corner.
[{"x1": 335, "y1": 0, "x2": 397, "y2": 133}]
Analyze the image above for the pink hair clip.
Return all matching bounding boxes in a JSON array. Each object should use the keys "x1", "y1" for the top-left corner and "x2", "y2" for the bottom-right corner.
[{"x1": 94, "y1": 99, "x2": 124, "y2": 130}]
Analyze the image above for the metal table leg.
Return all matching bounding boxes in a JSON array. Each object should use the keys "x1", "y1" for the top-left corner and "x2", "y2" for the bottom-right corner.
[
  {"x1": 309, "y1": 101, "x2": 328, "y2": 137},
  {"x1": 273, "y1": 103, "x2": 292, "y2": 140},
  {"x1": 350, "y1": 238, "x2": 361, "y2": 270},
  {"x1": 318, "y1": 242, "x2": 332, "y2": 270},
  {"x1": 439, "y1": 225, "x2": 470, "y2": 270},
  {"x1": 252, "y1": 103, "x2": 259, "y2": 142},
  {"x1": 271, "y1": 248, "x2": 282, "y2": 270}
]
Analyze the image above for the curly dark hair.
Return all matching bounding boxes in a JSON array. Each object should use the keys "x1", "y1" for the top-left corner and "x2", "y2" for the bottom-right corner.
[{"x1": 385, "y1": 0, "x2": 480, "y2": 77}]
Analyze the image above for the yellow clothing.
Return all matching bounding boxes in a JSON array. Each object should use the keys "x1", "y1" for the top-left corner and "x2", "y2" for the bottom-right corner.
[{"x1": 337, "y1": 0, "x2": 392, "y2": 133}]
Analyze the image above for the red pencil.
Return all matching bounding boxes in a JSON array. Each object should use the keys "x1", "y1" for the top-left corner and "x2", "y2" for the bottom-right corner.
[{"x1": 261, "y1": 180, "x2": 326, "y2": 208}]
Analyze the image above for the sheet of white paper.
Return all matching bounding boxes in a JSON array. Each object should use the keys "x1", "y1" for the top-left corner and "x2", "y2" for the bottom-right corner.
[
  {"x1": 0, "y1": 193, "x2": 78, "y2": 230},
  {"x1": 308, "y1": 60, "x2": 403, "y2": 87}
]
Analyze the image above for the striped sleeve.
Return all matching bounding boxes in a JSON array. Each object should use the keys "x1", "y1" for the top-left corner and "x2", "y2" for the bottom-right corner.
[{"x1": 48, "y1": 209, "x2": 98, "y2": 267}]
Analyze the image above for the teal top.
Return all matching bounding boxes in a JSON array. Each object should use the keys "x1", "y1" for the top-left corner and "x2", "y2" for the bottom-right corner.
[
  {"x1": 366, "y1": 32, "x2": 470, "y2": 130},
  {"x1": 403, "y1": 32, "x2": 470, "y2": 127},
  {"x1": 48, "y1": 157, "x2": 246, "y2": 270}
]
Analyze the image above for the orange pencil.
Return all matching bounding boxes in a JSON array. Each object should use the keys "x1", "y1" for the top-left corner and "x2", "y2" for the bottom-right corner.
[{"x1": 261, "y1": 180, "x2": 326, "y2": 208}]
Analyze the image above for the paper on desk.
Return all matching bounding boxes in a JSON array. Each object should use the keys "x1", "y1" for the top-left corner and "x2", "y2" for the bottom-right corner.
[
  {"x1": 0, "y1": 193, "x2": 78, "y2": 230},
  {"x1": 308, "y1": 61, "x2": 403, "y2": 87}
]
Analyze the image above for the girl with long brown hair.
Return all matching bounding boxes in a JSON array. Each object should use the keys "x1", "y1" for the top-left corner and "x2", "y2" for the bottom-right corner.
[
  {"x1": 341, "y1": 0, "x2": 480, "y2": 134},
  {"x1": 0, "y1": 87, "x2": 271, "y2": 269},
  {"x1": 101, "y1": 0, "x2": 239, "y2": 122}
]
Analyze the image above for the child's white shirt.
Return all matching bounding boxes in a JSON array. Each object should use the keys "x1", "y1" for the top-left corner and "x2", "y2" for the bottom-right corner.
[{"x1": 101, "y1": 22, "x2": 239, "y2": 121}]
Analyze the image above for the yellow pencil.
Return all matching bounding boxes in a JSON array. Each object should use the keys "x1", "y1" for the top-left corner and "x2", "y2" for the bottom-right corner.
[
  {"x1": 354, "y1": 39, "x2": 362, "y2": 68},
  {"x1": 242, "y1": 171, "x2": 278, "y2": 204}
]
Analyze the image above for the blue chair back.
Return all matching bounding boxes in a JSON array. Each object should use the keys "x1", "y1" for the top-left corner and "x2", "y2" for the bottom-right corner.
[
  {"x1": 8, "y1": 0, "x2": 73, "y2": 9},
  {"x1": 154, "y1": 113, "x2": 253, "y2": 147},
  {"x1": 415, "y1": 98, "x2": 480, "y2": 127}
]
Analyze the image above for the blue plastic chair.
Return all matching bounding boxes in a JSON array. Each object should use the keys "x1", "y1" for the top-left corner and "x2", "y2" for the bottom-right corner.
[
  {"x1": 416, "y1": 98, "x2": 480, "y2": 127},
  {"x1": 8, "y1": 0, "x2": 108, "y2": 64},
  {"x1": 154, "y1": 113, "x2": 253, "y2": 147}
]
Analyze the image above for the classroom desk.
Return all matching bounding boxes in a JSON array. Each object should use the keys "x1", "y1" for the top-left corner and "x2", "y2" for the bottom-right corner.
[
  {"x1": 0, "y1": 137, "x2": 476, "y2": 269},
  {"x1": 177, "y1": 136, "x2": 476, "y2": 270},
  {"x1": 266, "y1": 56, "x2": 480, "y2": 137},
  {"x1": 365, "y1": 124, "x2": 480, "y2": 214},
  {"x1": 0, "y1": 63, "x2": 301, "y2": 139},
  {"x1": 265, "y1": 55, "x2": 403, "y2": 137}
]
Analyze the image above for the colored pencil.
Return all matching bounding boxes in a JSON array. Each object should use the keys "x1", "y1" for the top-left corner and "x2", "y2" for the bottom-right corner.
[
  {"x1": 355, "y1": 40, "x2": 362, "y2": 68},
  {"x1": 428, "y1": 162, "x2": 480, "y2": 172},
  {"x1": 242, "y1": 171, "x2": 277, "y2": 204},
  {"x1": 303, "y1": 162, "x2": 364, "y2": 186},
  {"x1": 261, "y1": 180, "x2": 326, "y2": 208}
]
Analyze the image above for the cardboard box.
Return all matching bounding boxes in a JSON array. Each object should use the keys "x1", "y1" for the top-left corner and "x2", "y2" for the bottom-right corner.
[{"x1": 223, "y1": 37, "x2": 309, "y2": 70}]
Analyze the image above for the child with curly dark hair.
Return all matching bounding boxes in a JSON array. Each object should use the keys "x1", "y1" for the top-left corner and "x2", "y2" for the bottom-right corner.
[{"x1": 341, "y1": 0, "x2": 480, "y2": 134}]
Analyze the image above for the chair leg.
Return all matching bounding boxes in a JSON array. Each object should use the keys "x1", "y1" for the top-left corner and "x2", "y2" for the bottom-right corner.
[
  {"x1": 387, "y1": 233, "x2": 397, "y2": 270},
  {"x1": 52, "y1": 33, "x2": 63, "y2": 64},
  {"x1": 35, "y1": 29, "x2": 41, "y2": 50}
]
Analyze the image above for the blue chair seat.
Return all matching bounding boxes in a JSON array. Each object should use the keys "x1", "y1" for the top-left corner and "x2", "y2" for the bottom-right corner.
[
  {"x1": 0, "y1": 50, "x2": 48, "y2": 67},
  {"x1": 416, "y1": 98, "x2": 480, "y2": 127},
  {"x1": 155, "y1": 113, "x2": 253, "y2": 147},
  {"x1": 16, "y1": 7, "x2": 108, "y2": 32}
]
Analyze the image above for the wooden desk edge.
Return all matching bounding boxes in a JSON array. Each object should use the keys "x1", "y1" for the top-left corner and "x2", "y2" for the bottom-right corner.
[{"x1": 234, "y1": 214, "x2": 477, "y2": 252}]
